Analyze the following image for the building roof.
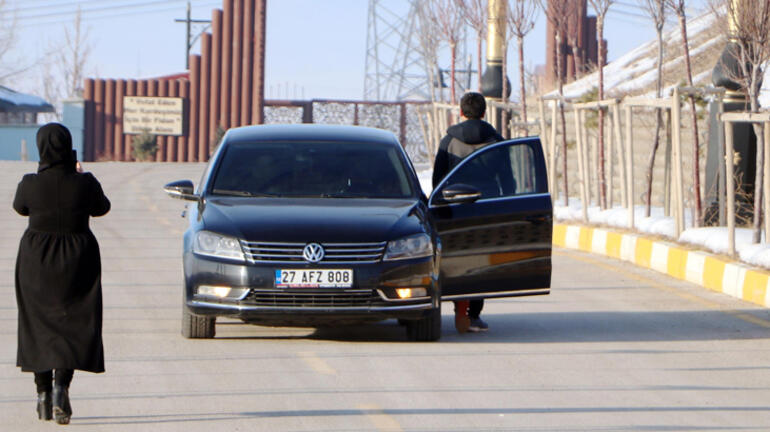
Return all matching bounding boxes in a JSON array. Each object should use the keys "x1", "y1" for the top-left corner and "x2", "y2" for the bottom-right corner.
[{"x1": 0, "y1": 86, "x2": 55, "y2": 113}]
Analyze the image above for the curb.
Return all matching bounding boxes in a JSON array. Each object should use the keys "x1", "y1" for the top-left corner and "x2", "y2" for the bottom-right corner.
[{"x1": 553, "y1": 223, "x2": 770, "y2": 309}]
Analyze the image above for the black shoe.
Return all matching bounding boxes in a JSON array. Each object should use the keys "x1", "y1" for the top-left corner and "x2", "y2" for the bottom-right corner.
[
  {"x1": 52, "y1": 385, "x2": 72, "y2": 425},
  {"x1": 37, "y1": 391, "x2": 52, "y2": 421}
]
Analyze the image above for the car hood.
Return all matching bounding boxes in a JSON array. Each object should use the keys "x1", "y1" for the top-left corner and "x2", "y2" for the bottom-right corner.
[{"x1": 199, "y1": 197, "x2": 427, "y2": 243}]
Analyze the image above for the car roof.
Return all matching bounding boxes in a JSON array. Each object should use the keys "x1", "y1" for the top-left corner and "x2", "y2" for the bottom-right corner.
[{"x1": 224, "y1": 124, "x2": 401, "y2": 147}]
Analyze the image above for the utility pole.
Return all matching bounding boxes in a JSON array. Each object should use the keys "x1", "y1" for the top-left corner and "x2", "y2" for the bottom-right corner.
[{"x1": 175, "y1": 2, "x2": 212, "y2": 69}]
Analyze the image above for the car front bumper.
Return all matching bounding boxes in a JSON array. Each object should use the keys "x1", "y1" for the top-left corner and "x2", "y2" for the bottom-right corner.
[{"x1": 183, "y1": 251, "x2": 438, "y2": 325}]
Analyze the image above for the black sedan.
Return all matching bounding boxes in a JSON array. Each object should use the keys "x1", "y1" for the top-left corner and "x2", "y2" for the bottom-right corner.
[{"x1": 164, "y1": 124, "x2": 552, "y2": 341}]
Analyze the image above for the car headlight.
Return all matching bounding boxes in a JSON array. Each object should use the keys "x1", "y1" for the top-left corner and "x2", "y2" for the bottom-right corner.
[
  {"x1": 193, "y1": 231, "x2": 245, "y2": 261},
  {"x1": 383, "y1": 233, "x2": 433, "y2": 261}
]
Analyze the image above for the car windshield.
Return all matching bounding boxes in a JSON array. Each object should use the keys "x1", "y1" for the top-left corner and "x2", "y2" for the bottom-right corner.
[{"x1": 210, "y1": 141, "x2": 415, "y2": 198}]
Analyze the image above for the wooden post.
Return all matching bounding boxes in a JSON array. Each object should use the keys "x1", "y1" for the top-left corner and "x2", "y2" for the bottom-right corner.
[
  {"x1": 625, "y1": 105, "x2": 634, "y2": 229},
  {"x1": 664, "y1": 109, "x2": 672, "y2": 217},
  {"x1": 612, "y1": 102, "x2": 627, "y2": 209},
  {"x1": 764, "y1": 122, "x2": 770, "y2": 241},
  {"x1": 672, "y1": 87, "x2": 685, "y2": 237},
  {"x1": 607, "y1": 107, "x2": 614, "y2": 208},
  {"x1": 538, "y1": 98, "x2": 548, "y2": 172},
  {"x1": 718, "y1": 100, "x2": 726, "y2": 226},
  {"x1": 725, "y1": 120, "x2": 735, "y2": 257},
  {"x1": 581, "y1": 108, "x2": 592, "y2": 206},
  {"x1": 574, "y1": 107, "x2": 588, "y2": 221},
  {"x1": 550, "y1": 100, "x2": 557, "y2": 197}
]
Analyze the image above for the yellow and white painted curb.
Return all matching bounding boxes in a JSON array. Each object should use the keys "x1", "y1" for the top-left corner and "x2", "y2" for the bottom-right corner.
[{"x1": 553, "y1": 223, "x2": 770, "y2": 309}]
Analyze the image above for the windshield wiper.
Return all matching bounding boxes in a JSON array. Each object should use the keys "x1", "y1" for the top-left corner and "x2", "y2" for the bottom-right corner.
[{"x1": 212, "y1": 189, "x2": 277, "y2": 197}]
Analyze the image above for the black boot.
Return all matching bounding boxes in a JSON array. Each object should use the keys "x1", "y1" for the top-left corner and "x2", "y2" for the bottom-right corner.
[
  {"x1": 37, "y1": 391, "x2": 52, "y2": 420},
  {"x1": 52, "y1": 385, "x2": 72, "y2": 425}
]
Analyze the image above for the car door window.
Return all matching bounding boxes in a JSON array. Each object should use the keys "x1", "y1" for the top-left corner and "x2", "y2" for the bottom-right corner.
[{"x1": 442, "y1": 141, "x2": 543, "y2": 200}]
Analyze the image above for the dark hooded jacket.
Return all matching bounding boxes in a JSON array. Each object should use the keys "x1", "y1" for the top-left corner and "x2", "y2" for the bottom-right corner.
[
  {"x1": 13, "y1": 123, "x2": 110, "y2": 373},
  {"x1": 432, "y1": 118, "x2": 504, "y2": 188}
]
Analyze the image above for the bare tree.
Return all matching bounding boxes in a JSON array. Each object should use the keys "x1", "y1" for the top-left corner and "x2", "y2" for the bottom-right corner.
[
  {"x1": 508, "y1": 0, "x2": 538, "y2": 136},
  {"x1": 458, "y1": 0, "x2": 487, "y2": 92},
  {"x1": 538, "y1": 0, "x2": 577, "y2": 205},
  {"x1": 426, "y1": 0, "x2": 464, "y2": 104},
  {"x1": 43, "y1": 8, "x2": 92, "y2": 118},
  {"x1": 641, "y1": 0, "x2": 667, "y2": 217},
  {"x1": 588, "y1": 0, "x2": 614, "y2": 210},
  {"x1": 666, "y1": 0, "x2": 702, "y2": 226},
  {"x1": 711, "y1": 0, "x2": 770, "y2": 242},
  {"x1": 0, "y1": 0, "x2": 19, "y2": 83},
  {"x1": 416, "y1": 2, "x2": 443, "y2": 103}
]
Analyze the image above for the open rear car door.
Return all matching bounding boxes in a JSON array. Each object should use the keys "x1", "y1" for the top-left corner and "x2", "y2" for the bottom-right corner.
[{"x1": 429, "y1": 137, "x2": 552, "y2": 300}]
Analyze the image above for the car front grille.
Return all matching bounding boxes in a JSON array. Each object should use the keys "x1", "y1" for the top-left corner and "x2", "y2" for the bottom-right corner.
[
  {"x1": 240, "y1": 241, "x2": 387, "y2": 264},
  {"x1": 244, "y1": 288, "x2": 387, "y2": 308}
]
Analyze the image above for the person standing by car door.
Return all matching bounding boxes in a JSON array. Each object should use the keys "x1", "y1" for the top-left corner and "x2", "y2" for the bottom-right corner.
[
  {"x1": 13, "y1": 123, "x2": 111, "y2": 425},
  {"x1": 432, "y1": 92, "x2": 503, "y2": 334}
]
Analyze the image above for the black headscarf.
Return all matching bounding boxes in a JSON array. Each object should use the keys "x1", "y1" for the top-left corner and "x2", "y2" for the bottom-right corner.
[{"x1": 37, "y1": 123, "x2": 75, "y2": 173}]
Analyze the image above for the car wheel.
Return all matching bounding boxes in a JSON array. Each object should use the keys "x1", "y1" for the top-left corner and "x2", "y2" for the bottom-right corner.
[
  {"x1": 405, "y1": 304, "x2": 441, "y2": 342},
  {"x1": 182, "y1": 306, "x2": 216, "y2": 339}
]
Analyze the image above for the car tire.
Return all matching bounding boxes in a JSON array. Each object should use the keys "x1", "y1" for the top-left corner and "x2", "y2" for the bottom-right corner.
[
  {"x1": 182, "y1": 306, "x2": 216, "y2": 339},
  {"x1": 405, "y1": 304, "x2": 441, "y2": 342}
]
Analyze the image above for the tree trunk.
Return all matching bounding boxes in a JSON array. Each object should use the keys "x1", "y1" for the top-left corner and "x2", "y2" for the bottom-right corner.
[
  {"x1": 678, "y1": 12, "x2": 701, "y2": 227},
  {"x1": 645, "y1": 26, "x2": 665, "y2": 218},
  {"x1": 556, "y1": 33, "x2": 568, "y2": 206},
  {"x1": 597, "y1": 16, "x2": 606, "y2": 209},
  {"x1": 502, "y1": 39, "x2": 510, "y2": 139},
  {"x1": 570, "y1": 42, "x2": 582, "y2": 80},
  {"x1": 450, "y1": 42, "x2": 457, "y2": 105},
  {"x1": 477, "y1": 33, "x2": 483, "y2": 92},
  {"x1": 518, "y1": 36, "x2": 528, "y2": 136}
]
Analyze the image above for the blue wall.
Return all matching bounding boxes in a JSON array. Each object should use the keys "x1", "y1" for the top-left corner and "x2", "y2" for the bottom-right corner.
[
  {"x1": 0, "y1": 125, "x2": 39, "y2": 161},
  {"x1": 0, "y1": 99, "x2": 84, "y2": 161}
]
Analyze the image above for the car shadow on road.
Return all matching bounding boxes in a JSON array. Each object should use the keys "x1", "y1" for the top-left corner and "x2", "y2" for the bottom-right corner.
[{"x1": 209, "y1": 308, "x2": 770, "y2": 343}]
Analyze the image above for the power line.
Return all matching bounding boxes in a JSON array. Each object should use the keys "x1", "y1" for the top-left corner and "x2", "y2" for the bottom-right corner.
[{"x1": 17, "y1": 1, "x2": 221, "y2": 29}]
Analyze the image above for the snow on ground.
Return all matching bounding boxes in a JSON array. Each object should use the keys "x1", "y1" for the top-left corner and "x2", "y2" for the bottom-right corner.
[{"x1": 555, "y1": 197, "x2": 770, "y2": 270}]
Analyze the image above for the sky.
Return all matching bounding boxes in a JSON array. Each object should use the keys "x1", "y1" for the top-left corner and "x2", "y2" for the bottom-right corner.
[{"x1": 3, "y1": 0, "x2": 712, "y2": 102}]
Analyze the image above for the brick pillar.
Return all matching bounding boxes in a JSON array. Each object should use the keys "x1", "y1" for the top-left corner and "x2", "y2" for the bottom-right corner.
[
  {"x1": 241, "y1": 0, "x2": 255, "y2": 125},
  {"x1": 252, "y1": 0, "x2": 266, "y2": 125},
  {"x1": 94, "y1": 79, "x2": 105, "y2": 161},
  {"x1": 156, "y1": 80, "x2": 168, "y2": 162},
  {"x1": 221, "y1": 0, "x2": 234, "y2": 130},
  {"x1": 178, "y1": 79, "x2": 190, "y2": 162},
  {"x1": 167, "y1": 80, "x2": 179, "y2": 162},
  {"x1": 211, "y1": 9, "x2": 223, "y2": 141}
]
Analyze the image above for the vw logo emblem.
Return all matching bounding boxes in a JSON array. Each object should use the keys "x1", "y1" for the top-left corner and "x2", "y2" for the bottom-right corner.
[{"x1": 303, "y1": 243, "x2": 325, "y2": 263}]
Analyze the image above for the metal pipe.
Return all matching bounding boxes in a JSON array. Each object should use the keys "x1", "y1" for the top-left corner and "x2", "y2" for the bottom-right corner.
[
  {"x1": 241, "y1": 0, "x2": 255, "y2": 125},
  {"x1": 221, "y1": 0, "x2": 234, "y2": 129},
  {"x1": 83, "y1": 79, "x2": 95, "y2": 162},
  {"x1": 231, "y1": 0, "x2": 244, "y2": 127},
  {"x1": 94, "y1": 79, "x2": 105, "y2": 161},
  {"x1": 210, "y1": 9, "x2": 223, "y2": 140},
  {"x1": 199, "y1": 33, "x2": 212, "y2": 161},
  {"x1": 252, "y1": 0, "x2": 266, "y2": 124},
  {"x1": 114, "y1": 80, "x2": 126, "y2": 162},
  {"x1": 189, "y1": 55, "x2": 201, "y2": 162}
]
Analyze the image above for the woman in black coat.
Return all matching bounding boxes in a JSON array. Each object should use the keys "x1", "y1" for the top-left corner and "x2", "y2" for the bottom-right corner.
[{"x1": 13, "y1": 123, "x2": 110, "y2": 425}]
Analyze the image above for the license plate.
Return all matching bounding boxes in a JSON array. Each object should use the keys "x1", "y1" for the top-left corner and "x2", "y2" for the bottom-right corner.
[{"x1": 275, "y1": 269, "x2": 354, "y2": 288}]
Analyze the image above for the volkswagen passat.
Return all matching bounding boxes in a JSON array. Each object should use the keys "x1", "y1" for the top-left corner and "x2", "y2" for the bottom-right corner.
[{"x1": 164, "y1": 124, "x2": 552, "y2": 341}]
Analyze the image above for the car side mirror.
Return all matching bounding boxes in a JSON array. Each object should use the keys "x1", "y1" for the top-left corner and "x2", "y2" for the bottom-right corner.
[
  {"x1": 164, "y1": 180, "x2": 199, "y2": 201},
  {"x1": 438, "y1": 184, "x2": 481, "y2": 204}
]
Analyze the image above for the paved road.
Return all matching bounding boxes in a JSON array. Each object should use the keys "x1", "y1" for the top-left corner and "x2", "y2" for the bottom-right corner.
[{"x1": 1, "y1": 162, "x2": 770, "y2": 431}]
